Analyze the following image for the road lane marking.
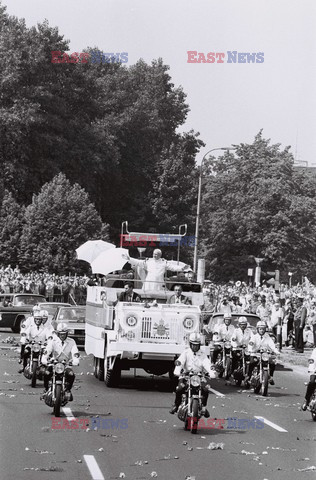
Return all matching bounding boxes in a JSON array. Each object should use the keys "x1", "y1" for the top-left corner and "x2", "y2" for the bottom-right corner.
[
  {"x1": 62, "y1": 407, "x2": 75, "y2": 420},
  {"x1": 209, "y1": 388, "x2": 225, "y2": 397},
  {"x1": 254, "y1": 415, "x2": 287, "y2": 432},
  {"x1": 84, "y1": 455, "x2": 105, "y2": 480}
]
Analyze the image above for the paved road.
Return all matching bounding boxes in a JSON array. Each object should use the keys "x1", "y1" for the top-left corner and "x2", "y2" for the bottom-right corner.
[{"x1": 0, "y1": 329, "x2": 315, "y2": 480}]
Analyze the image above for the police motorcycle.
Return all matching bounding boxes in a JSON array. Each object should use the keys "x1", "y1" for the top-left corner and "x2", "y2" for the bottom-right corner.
[
  {"x1": 302, "y1": 353, "x2": 316, "y2": 421},
  {"x1": 43, "y1": 359, "x2": 74, "y2": 417},
  {"x1": 249, "y1": 347, "x2": 272, "y2": 396},
  {"x1": 308, "y1": 389, "x2": 316, "y2": 421},
  {"x1": 211, "y1": 332, "x2": 232, "y2": 380},
  {"x1": 23, "y1": 340, "x2": 46, "y2": 388},
  {"x1": 232, "y1": 344, "x2": 250, "y2": 387},
  {"x1": 177, "y1": 371, "x2": 210, "y2": 434}
]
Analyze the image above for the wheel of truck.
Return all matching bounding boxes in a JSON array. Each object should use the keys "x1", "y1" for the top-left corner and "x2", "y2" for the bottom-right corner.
[
  {"x1": 104, "y1": 356, "x2": 121, "y2": 387},
  {"x1": 94, "y1": 358, "x2": 104, "y2": 381},
  {"x1": 12, "y1": 316, "x2": 25, "y2": 334}
]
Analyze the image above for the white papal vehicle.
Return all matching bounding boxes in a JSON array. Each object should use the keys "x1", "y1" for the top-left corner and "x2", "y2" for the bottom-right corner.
[{"x1": 85, "y1": 283, "x2": 206, "y2": 386}]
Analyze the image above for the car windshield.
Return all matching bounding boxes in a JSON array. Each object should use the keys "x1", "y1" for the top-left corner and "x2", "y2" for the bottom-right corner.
[
  {"x1": 57, "y1": 307, "x2": 86, "y2": 323},
  {"x1": 15, "y1": 295, "x2": 45, "y2": 306}
]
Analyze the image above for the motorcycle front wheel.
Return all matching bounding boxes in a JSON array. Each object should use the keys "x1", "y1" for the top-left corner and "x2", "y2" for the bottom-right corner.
[
  {"x1": 31, "y1": 360, "x2": 38, "y2": 388},
  {"x1": 225, "y1": 357, "x2": 232, "y2": 380},
  {"x1": 54, "y1": 384, "x2": 62, "y2": 417},
  {"x1": 190, "y1": 399, "x2": 199, "y2": 434},
  {"x1": 261, "y1": 370, "x2": 269, "y2": 397}
]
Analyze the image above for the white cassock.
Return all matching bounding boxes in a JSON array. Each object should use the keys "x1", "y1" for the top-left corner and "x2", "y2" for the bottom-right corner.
[{"x1": 129, "y1": 257, "x2": 184, "y2": 291}]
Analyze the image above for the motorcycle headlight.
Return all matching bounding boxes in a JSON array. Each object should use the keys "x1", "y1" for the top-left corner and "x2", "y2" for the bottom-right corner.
[
  {"x1": 55, "y1": 363, "x2": 65, "y2": 374},
  {"x1": 225, "y1": 341, "x2": 231, "y2": 348},
  {"x1": 32, "y1": 343, "x2": 40, "y2": 353},
  {"x1": 183, "y1": 317, "x2": 194, "y2": 329},
  {"x1": 261, "y1": 353, "x2": 269, "y2": 362},
  {"x1": 126, "y1": 316, "x2": 137, "y2": 327},
  {"x1": 190, "y1": 375, "x2": 201, "y2": 387}
]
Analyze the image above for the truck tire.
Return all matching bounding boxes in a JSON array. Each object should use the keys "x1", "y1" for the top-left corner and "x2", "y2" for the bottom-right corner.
[
  {"x1": 94, "y1": 357, "x2": 104, "y2": 381},
  {"x1": 104, "y1": 357, "x2": 121, "y2": 387}
]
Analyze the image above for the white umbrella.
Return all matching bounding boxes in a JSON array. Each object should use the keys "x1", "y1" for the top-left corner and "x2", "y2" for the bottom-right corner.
[
  {"x1": 91, "y1": 248, "x2": 130, "y2": 275},
  {"x1": 76, "y1": 240, "x2": 115, "y2": 264}
]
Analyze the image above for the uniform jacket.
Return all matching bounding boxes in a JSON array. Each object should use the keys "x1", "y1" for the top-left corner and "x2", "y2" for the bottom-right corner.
[
  {"x1": 174, "y1": 348, "x2": 216, "y2": 378},
  {"x1": 42, "y1": 336, "x2": 79, "y2": 365}
]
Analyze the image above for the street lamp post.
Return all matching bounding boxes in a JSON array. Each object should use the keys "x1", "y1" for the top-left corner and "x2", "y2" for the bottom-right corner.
[{"x1": 193, "y1": 147, "x2": 236, "y2": 273}]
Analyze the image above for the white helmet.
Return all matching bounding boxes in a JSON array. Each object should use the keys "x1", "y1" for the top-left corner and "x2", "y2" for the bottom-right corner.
[
  {"x1": 189, "y1": 332, "x2": 201, "y2": 344},
  {"x1": 238, "y1": 316, "x2": 248, "y2": 325},
  {"x1": 56, "y1": 322, "x2": 69, "y2": 339},
  {"x1": 33, "y1": 305, "x2": 41, "y2": 313},
  {"x1": 40, "y1": 310, "x2": 49, "y2": 324},
  {"x1": 257, "y1": 321, "x2": 266, "y2": 330}
]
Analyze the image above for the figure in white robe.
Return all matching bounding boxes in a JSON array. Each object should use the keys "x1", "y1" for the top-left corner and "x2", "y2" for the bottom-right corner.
[{"x1": 122, "y1": 249, "x2": 190, "y2": 291}]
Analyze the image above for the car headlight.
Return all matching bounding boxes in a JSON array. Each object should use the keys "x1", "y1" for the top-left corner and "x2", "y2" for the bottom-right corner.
[
  {"x1": 261, "y1": 353, "x2": 269, "y2": 362},
  {"x1": 126, "y1": 316, "x2": 138, "y2": 327},
  {"x1": 225, "y1": 341, "x2": 231, "y2": 348},
  {"x1": 68, "y1": 329, "x2": 75, "y2": 334},
  {"x1": 308, "y1": 359, "x2": 315, "y2": 364},
  {"x1": 191, "y1": 375, "x2": 201, "y2": 387},
  {"x1": 32, "y1": 343, "x2": 40, "y2": 353},
  {"x1": 183, "y1": 317, "x2": 195, "y2": 329},
  {"x1": 55, "y1": 363, "x2": 65, "y2": 374}
]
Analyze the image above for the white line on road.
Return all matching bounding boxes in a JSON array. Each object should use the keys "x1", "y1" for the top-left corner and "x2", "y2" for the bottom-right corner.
[
  {"x1": 62, "y1": 407, "x2": 75, "y2": 420},
  {"x1": 254, "y1": 415, "x2": 288, "y2": 432},
  {"x1": 84, "y1": 455, "x2": 105, "y2": 480},
  {"x1": 209, "y1": 387, "x2": 225, "y2": 397}
]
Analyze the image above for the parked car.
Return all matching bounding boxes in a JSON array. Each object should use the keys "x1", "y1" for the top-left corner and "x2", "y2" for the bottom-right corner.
[
  {"x1": 0, "y1": 294, "x2": 46, "y2": 333},
  {"x1": 52, "y1": 306, "x2": 86, "y2": 346}
]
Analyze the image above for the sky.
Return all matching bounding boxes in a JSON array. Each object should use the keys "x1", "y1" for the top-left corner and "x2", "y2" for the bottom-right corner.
[{"x1": 3, "y1": 0, "x2": 316, "y2": 166}]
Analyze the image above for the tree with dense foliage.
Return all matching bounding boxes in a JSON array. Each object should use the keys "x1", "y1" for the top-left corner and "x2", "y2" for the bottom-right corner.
[
  {"x1": 0, "y1": 4, "x2": 201, "y2": 241},
  {"x1": 199, "y1": 132, "x2": 316, "y2": 283},
  {"x1": 19, "y1": 173, "x2": 108, "y2": 272},
  {"x1": 0, "y1": 191, "x2": 25, "y2": 267}
]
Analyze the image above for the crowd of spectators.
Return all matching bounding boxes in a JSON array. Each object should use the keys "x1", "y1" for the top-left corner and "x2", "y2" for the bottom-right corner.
[
  {"x1": 201, "y1": 280, "x2": 316, "y2": 351},
  {"x1": 0, "y1": 265, "x2": 88, "y2": 305}
]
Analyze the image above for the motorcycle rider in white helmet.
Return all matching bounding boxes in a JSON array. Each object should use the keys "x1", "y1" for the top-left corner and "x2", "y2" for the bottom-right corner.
[
  {"x1": 169, "y1": 332, "x2": 217, "y2": 417},
  {"x1": 301, "y1": 347, "x2": 316, "y2": 411},
  {"x1": 19, "y1": 305, "x2": 41, "y2": 365},
  {"x1": 211, "y1": 312, "x2": 236, "y2": 364},
  {"x1": 231, "y1": 316, "x2": 253, "y2": 375},
  {"x1": 20, "y1": 312, "x2": 51, "y2": 372},
  {"x1": 41, "y1": 323, "x2": 79, "y2": 397},
  {"x1": 247, "y1": 320, "x2": 279, "y2": 385}
]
